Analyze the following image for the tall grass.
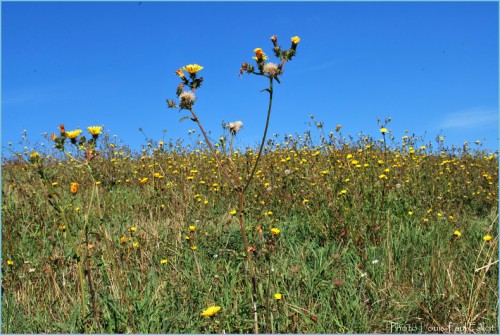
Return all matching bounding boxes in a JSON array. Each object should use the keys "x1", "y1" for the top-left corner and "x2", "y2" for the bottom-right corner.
[{"x1": 1, "y1": 124, "x2": 498, "y2": 333}]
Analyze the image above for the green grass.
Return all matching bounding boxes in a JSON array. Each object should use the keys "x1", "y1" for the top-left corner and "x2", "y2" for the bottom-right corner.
[{"x1": 2, "y1": 130, "x2": 498, "y2": 333}]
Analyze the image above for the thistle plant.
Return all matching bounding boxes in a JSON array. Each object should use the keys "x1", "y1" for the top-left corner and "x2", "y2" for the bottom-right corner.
[
  {"x1": 44, "y1": 124, "x2": 137, "y2": 332},
  {"x1": 167, "y1": 35, "x2": 300, "y2": 333}
]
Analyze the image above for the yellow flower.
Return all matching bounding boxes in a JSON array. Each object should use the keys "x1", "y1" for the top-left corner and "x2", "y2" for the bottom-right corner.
[
  {"x1": 120, "y1": 236, "x2": 127, "y2": 244},
  {"x1": 453, "y1": 230, "x2": 461, "y2": 237},
  {"x1": 191, "y1": 245, "x2": 197, "y2": 250},
  {"x1": 274, "y1": 293, "x2": 282, "y2": 300},
  {"x1": 252, "y1": 48, "x2": 268, "y2": 61},
  {"x1": 133, "y1": 242, "x2": 140, "y2": 248},
  {"x1": 302, "y1": 199, "x2": 309, "y2": 205},
  {"x1": 30, "y1": 152, "x2": 40, "y2": 159},
  {"x1": 380, "y1": 128, "x2": 388, "y2": 134},
  {"x1": 483, "y1": 235, "x2": 492, "y2": 242},
  {"x1": 200, "y1": 306, "x2": 221, "y2": 317},
  {"x1": 183, "y1": 64, "x2": 203, "y2": 74},
  {"x1": 140, "y1": 177, "x2": 149, "y2": 184},
  {"x1": 160, "y1": 259, "x2": 168, "y2": 264},
  {"x1": 175, "y1": 68, "x2": 185, "y2": 78},
  {"x1": 70, "y1": 182, "x2": 79, "y2": 194},
  {"x1": 60, "y1": 225, "x2": 66, "y2": 231},
  {"x1": 7, "y1": 260, "x2": 14, "y2": 266},
  {"x1": 129, "y1": 226, "x2": 137, "y2": 232},
  {"x1": 87, "y1": 126, "x2": 102, "y2": 136},
  {"x1": 271, "y1": 228, "x2": 281, "y2": 235},
  {"x1": 230, "y1": 209, "x2": 237, "y2": 215},
  {"x1": 291, "y1": 36, "x2": 300, "y2": 44},
  {"x1": 66, "y1": 129, "x2": 82, "y2": 139},
  {"x1": 189, "y1": 225, "x2": 196, "y2": 232}
]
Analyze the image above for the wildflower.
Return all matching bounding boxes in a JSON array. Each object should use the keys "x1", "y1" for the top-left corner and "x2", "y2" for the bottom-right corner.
[
  {"x1": 160, "y1": 259, "x2": 168, "y2": 264},
  {"x1": 346, "y1": 154, "x2": 353, "y2": 159},
  {"x1": 140, "y1": 177, "x2": 149, "y2": 184},
  {"x1": 253, "y1": 48, "x2": 268, "y2": 61},
  {"x1": 271, "y1": 228, "x2": 281, "y2": 235},
  {"x1": 291, "y1": 36, "x2": 301, "y2": 44},
  {"x1": 274, "y1": 293, "x2": 283, "y2": 300},
  {"x1": 7, "y1": 260, "x2": 14, "y2": 266},
  {"x1": 66, "y1": 129, "x2": 82, "y2": 139},
  {"x1": 59, "y1": 124, "x2": 66, "y2": 134},
  {"x1": 263, "y1": 62, "x2": 279, "y2": 77},
  {"x1": 51, "y1": 182, "x2": 58, "y2": 186},
  {"x1": 133, "y1": 242, "x2": 140, "y2": 248},
  {"x1": 30, "y1": 152, "x2": 40, "y2": 159},
  {"x1": 380, "y1": 128, "x2": 388, "y2": 134},
  {"x1": 87, "y1": 126, "x2": 102, "y2": 137},
  {"x1": 228, "y1": 121, "x2": 243, "y2": 135},
  {"x1": 191, "y1": 245, "x2": 197, "y2": 250},
  {"x1": 483, "y1": 235, "x2": 492, "y2": 242},
  {"x1": 95, "y1": 181, "x2": 101, "y2": 185},
  {"x1": 453, "y1": 230, "x2": 461, "y2": 237},
  {"x1": 189, "y1": 225, "x2": 196, "y2": 232},
  {"x1": 371, "y1": 259, "x2": 379, "y2": 265},
  {"x1": 120, "y1": 236, "x2": 127, "y2": 244},
  {"x1": 229, "y1": 209, "x2": 237, "y2": 215},
  {"x1": 175, "y1": 68, "x2": 185, "y2": 78},
  {"x1": 183, "y1": 64, "x2": 203, "y2": 74},
  {"x1": 60, "y1": 225, "x2": 66, "y2": 231},
  {"x1": 338, "y1": 190, "x2": 347, "y2": 195},
  {"x1": 200, "y1": 306, "x2": 221, "y2": 317},
  {"x1": 408, "y1": 211, "x2": 413, "y2": 216},
  {"x1": 70, "y1": 182, "x2": 79, "y2": 194},
  {"x1": 179, "y1": 91, "x2": 196, "y2": 109},
  {"x1": 129, "y1": 226, "x2": 137, "y2": 232}
]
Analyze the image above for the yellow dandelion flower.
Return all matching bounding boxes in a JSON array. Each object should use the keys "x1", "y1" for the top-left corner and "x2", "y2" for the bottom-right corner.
[
  {"x1": 483, "y1": 235, "x2": 492, "y2": 242},
  {"x1": 189, "y1": 225, "x2": 196, "y2": 232},
  {"x1": 183, "y1": 64, "x2": 203, "y2": 74},
  {"x1": 274, "y1": 293, "x2": 282, "y2": 300},
  {"x1": 291, "y1": 36, "x2": 300, "y2": 44},
  {"x1": 380, "y1": 128, "x2": 388, "y2": 134},
  {"x1": 70, "y1": 182, "x2": 79, "y2": 194},
  {"x1": 271, "y1": 228, "x2": 281, "y2": 235},
  {"x1": 87, "y1": 126, "x2": 102, "y2": 136},
  {"x1": 66, "y1": 129, "x2": 82, "y2": 139},
  {"x1": 230, "y1": 209, "x2": 237, "y2": 215},
  {"x1": 453, "y1": 230, "x2": 461, "y2": 237},
  {"x1": 129, "y1": 226, "x2": 137, "y2": 232},
  {"x1": 7, "y1": 260, "x2": 14, "y2": 266},
  {"x1": 190, "y1": 245, "x2": 197, "y2": 250},
  {"x1": 160, "y1": 259, "x2": 168, "y2": 264},
  {"x1": 120, "y1": 236, "x2": 127, "y2": 244},
  {"x1": 140, "y1": 177, "x2": 148, "y2": 184},
  {"x1": 200, "y1": 306, "x2": 221, "y2": 317}
]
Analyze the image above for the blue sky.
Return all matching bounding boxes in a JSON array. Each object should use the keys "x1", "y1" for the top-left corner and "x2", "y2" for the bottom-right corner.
[{"x1": 2, "y1": 1, "x2": 499, "y2": 155}]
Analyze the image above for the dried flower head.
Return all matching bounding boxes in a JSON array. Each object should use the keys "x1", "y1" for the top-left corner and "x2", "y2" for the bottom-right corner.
[
  {"x1": 179, "y1": 91, "x2": 196, "y2": 109},
  {"x1": 228, "y1": 121, "x2": 243, "y2": 135},
  {"x1": 263, "y1": 62, "x2": 279, "y2": 77}
]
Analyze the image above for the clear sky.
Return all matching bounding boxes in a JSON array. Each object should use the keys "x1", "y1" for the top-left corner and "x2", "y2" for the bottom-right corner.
[{"x1": 2, "y1": 1, "x2": 499, "y2": 155}]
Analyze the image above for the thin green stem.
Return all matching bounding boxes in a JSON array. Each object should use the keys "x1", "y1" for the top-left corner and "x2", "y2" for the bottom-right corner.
[{"x1": 243, "y1": 77, "x2": 274, "y2": 194}]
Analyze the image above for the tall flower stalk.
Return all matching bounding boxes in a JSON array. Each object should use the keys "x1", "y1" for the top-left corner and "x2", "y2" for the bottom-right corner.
[{"x1": 167, "y1": 35, "x2": 300, "y2": 333}]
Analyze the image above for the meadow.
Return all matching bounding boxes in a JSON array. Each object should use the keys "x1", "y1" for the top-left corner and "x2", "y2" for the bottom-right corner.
[{"x1": 1, "y1": 125, "x2": 498, "y2": 333}]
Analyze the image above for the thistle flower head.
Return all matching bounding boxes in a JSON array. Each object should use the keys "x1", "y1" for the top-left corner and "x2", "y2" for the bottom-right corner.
[
  {"x1": 228, "y1": 121, "x2": 243, "y2": 135},
  {"x1": 66, "y1": 129, "x2": 82, "y2": 139},
  {"x1": 183, "y1": 64, "x2": 203, "y2": 74},
  {"x1": 263, "y1": 62, "x2": 279, "y2": 77},
  {"x1": 253, "y1": 48, "x2": 268, "y2": 61},
  {"x1": 87, "y1": 126, "x2": 102, "y2": 136},
  {"x1": 179, "y1": 91, "x2": 196, "y2": 109},
  {"x1": 291, "y1": 36, "x2": 301, "y2": 44}
]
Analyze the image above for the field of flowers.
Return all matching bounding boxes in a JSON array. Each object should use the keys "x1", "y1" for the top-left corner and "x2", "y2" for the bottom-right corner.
[
  {"x1": 2, "y1": 35, "x2": 498, "y2": 333},
  {"x1": 1, "y1": 124, "x2": 498, "y2": 333}
]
